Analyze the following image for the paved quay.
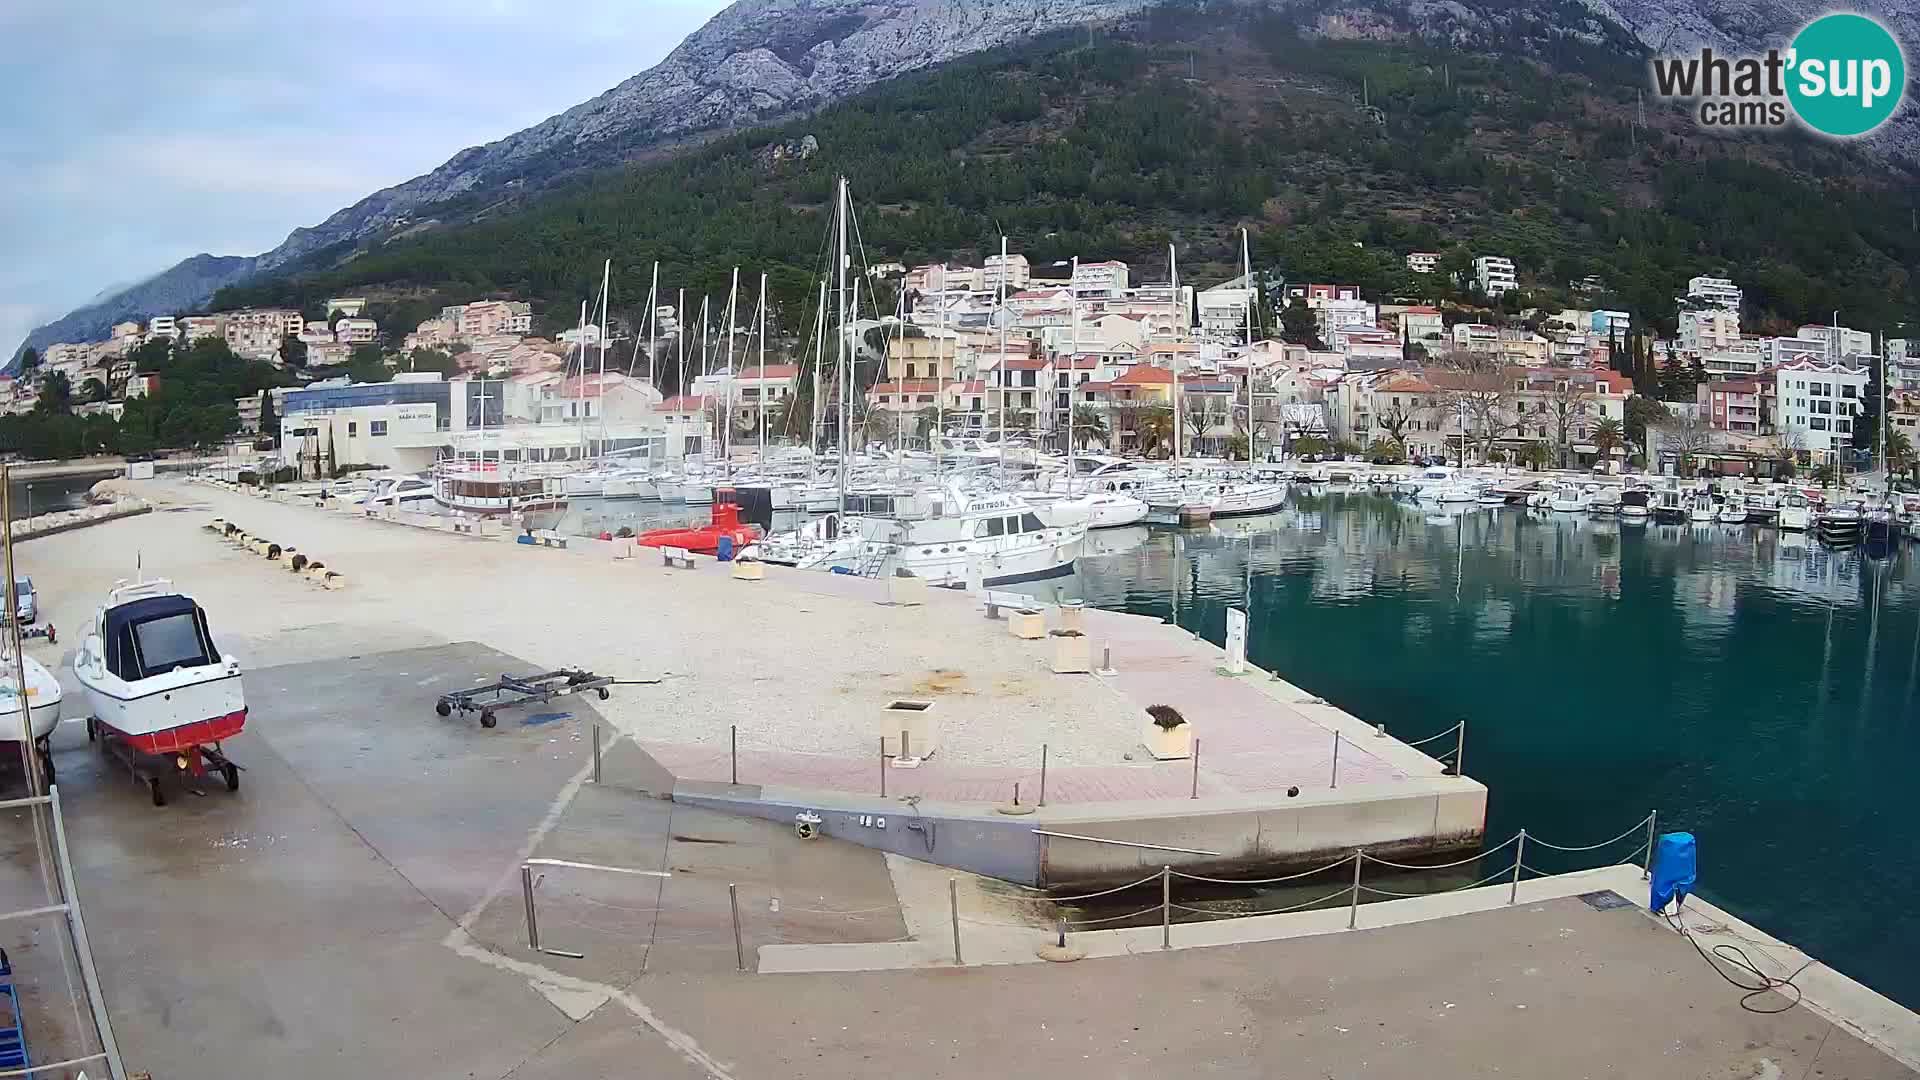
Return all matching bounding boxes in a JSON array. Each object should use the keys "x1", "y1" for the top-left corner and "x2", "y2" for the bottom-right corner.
[
  {"x1": 0, "y1": 478, "x2": 1910, "y2": 1077},
  {"x1": 77, "y1": 480, "x2": 1485, "y2": 885}
]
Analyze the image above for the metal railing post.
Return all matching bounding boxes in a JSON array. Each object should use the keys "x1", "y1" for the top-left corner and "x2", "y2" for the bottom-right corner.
[
  {"x1": 949, "y1": 878, "x2": 963, "y2": 965},
  {"x1": 590, "y1": 723, "x2": 602, "y2": 784},
  {"x1": 730, "y1": 724, "x2": 738, "y2": 785},
  {"x1": 1190, "y1": 738, "x2": 1201, "y2": 799},
  {"x1": 1454, "y1": 720, "x2": 1467, "y2": 777},
  {"x1": 1348, "y1": 850, "x2": 1363, "y2": 929},
  {"x1": 48, "y1": 788, "x2": 126, "y2": 1080},
  {"x1": 521, "y1": 865, "x2": 540, "y2": 952},
  {"x1": 729, "y1": 883, "x2": 746, "y2": 971},
  {"x1": 1038, "y1": 743, "x2": 1048, "y2": 807},
  {"x1": 1160, "y1": 865, "x2": 1172, "y2": 949},
  {"x1": 1330, "y1": 731, "x2": 1341, "y2": 789},
  {"x1": 1509, "y1": 829, "x2": 1526, "y2": 904},
  {"x1": 1643, "y1": 810, "x2": 1658, "y2": 880}
]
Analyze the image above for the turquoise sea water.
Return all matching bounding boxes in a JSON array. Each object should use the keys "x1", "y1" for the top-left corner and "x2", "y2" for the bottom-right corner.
[{"x1": 1053, "y1": 491, "x2": 1920, "y2": 1011}]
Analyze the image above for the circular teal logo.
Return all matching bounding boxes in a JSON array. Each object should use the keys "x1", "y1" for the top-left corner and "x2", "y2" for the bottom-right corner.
[{"x1": 1787, "y1": 13, "x2": 1906, "y2": 137}]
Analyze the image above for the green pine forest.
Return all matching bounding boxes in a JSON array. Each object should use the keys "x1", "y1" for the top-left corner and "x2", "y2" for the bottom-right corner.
[{"x1": 209, "y1": 4, "x2": 1917, "y2": 393}]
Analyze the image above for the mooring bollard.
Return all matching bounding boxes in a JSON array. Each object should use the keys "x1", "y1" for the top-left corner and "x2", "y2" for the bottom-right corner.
[
  {"x1": 729, "y1": 882, "x2": 746, "y2": 972},
  {"x1": 949, "y1": 878, "x2": 963, "y2": 965},
  {"x1": 522, "y1": 865, "x2": 540, "y2": 952},
  {"x1": 1643, "y1": 810, "x2": 1658, "y2": 880},
  {"x1": 1160, "y1": 865, "x2": 1172, "y2": 950},
  {"x1": 1348, "y1": 850, "x2": 1363, "y2": 929},
  {"x1": 1509, "y1": 830, "x2": 1527, "y2": 905}
]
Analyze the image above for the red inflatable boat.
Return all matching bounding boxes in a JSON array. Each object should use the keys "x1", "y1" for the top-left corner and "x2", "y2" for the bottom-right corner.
[{"x1": 636, "y1": 489, "x2": 761, "y2": 555}]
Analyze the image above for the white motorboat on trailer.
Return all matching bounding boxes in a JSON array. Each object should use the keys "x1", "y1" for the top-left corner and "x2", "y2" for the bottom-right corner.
[{"x1": 72, "y1": 579, "x2": 245, "y2": 804}]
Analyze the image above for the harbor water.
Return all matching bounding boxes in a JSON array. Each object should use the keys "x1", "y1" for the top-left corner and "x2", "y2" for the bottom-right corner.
[{"x1": 574, "y1": 487, "x2": 1919, "y2": 1008}]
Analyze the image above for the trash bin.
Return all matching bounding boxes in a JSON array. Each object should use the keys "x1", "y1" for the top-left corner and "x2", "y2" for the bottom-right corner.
[{"x1": 716, "y1": 535, "x2": 735, "y2": 562}]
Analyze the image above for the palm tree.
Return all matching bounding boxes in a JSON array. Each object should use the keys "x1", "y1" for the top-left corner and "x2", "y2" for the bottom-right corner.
[
  {"x1": 913, "y1": 405, "x2": 941, "y2": 448},
  {"x1": 1135, "y1": 406, "x2": 1175, "y2": 458},
  {"x1": 1070, "y1": 404, "x2": 1109, "y2": 450},
  {"x1": 1519, "y1": 440, "x2": 1552, "y2": 471},
  {"x1": 1888, "y1": 430, "x2": 1915, "y2": 483},
  {"x1": 1591, "y1": 416, "x2": 1623, "y2": 462}
]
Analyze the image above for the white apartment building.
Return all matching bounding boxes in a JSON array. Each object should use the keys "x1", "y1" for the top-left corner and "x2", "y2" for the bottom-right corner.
[
  {"x1": 1775, "y1": 360, "x2": 1868, "y2": 459},
  {"x1": 1698, "y1": 348, "x2": 1766, "y2": 378},
  {"x1": 1397, "y1": 306, "x2": 1444, "y2": 345},
  {"x1": 146, "y1": 315, "x2": 179, "y2": 340},
  {"x1": 1797, "y1": 324, "x2": 1874, "y2": 361},
  {"x1": 1313, "y1": 298, "x2": 1377, "y2": 342},
  {"x1": 334, "y1": 317, "x2": 380, "y2": 344},
  {"x1": 42, "y1": 343, "x2": 91, "y2": 370},
  {"x1": 1405, "y1": 252, "x2": 1440, "y2": 274},
  {"x1": 1196, "y1": 285, "x2": 1257, "y2": 340},
  {"x1": 182, "y1": 315, "x2": 226, "y2": 340},
  {"x1": 1678, "y1": 308, "x2": 1741, "y2": 353},
  {"x1": 1452, "y1": 323, "x2": 1500, "y2": 352},
  {"x1": 1686, "y1": 276, "x2": 1742, "y2": 311},
  {"x1": 299, "y1": 321, "x2": 336, "y2": 345},
  {"x1": 1769, "y1": 335, "x2": 1832, "y2": 366},
  {"x1": 1473, "y1": 256, "x2": 1517, "y2": 296},
  {"x1": 454, "y1": 300, "x2": 533, "y2": 339},
  {"x1": 109, "y1": 321, "x2": 141, "y2": 340},
  {"x1": 224, "y1": 308, "x2": 302, "y2": 362},
  {"x1": 981, "y1": 254, "x2": 1031, "y2": 293},
  {"x1": 1071, "y1": 260, "x2": 1129, "y2": 297}
]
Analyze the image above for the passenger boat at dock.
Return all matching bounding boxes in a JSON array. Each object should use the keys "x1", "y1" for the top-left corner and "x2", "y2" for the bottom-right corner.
[
  {"x1": 72, "y1": 579, "x2": 245, "y2": 804},
  {"x1": 432, "y1": 461, "x2": 569, "y2": 531}
]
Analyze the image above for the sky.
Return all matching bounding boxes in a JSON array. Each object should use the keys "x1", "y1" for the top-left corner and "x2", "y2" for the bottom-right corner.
[{"x1": 0, "y1": 0, "x2": 731, "y2": 356}]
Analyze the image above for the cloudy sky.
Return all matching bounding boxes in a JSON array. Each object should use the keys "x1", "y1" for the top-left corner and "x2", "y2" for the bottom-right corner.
[{"x1": 0, "y1": 0, "x2": 730, "y2": 355}]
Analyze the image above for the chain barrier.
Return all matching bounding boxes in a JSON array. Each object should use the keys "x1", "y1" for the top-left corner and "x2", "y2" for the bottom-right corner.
[
  {"x1": 1400, "y1": 720, "x2": 1465, "y2": 749},
  {"x1": 1359, "y1": 831, "x2": 1521, "y2": 871},
  {"x1": 1170, "y1": 852, "x2": 1355, "y2": 886},
  {"x1": 1047, "y1": 870, "x2": 1166, "y2": 904},
  {"x1": 1359, "y1": 862, "x2": 1517, "y2": 899},
  {"x1": 1525, "y1": 813, "x2": 1656, "y2": 853}
]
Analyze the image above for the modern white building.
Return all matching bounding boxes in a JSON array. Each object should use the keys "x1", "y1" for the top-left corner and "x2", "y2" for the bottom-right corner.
[
  {"x1": 1473, "y1": 256, "x2": 1517, "y2": 296},
  {"x1": 146, "y1": 315, "x2": 179, "y2": 340},
  {"x1": 1071, "y1": 260, "x2": 1130, "y2": 298},
  {"x1": 1405, "y1": 252, "x2": 1440, "y2": 274},
  {"x1": 1686, "y1": 276, "x2": 1742, "y2": 312},
  {"x1": 981, "y1": 254, "x2": 1031, "y2": 293},
  {"x1": 1678, "y1": 308, "x2": 1740, "y2": 353},
  {"x1": 1775, "y1": 360, "x2": 1868, "y2": 460},
  {"x1": 334, "y1": 317, "x2": 380, "y2": 344},
  {"x1": 1313, "y1": 298, "x2": 1378, "y2": 342},
  {"x1": 1797, "y1": 324, "x2": 1874, "y2": 361}
]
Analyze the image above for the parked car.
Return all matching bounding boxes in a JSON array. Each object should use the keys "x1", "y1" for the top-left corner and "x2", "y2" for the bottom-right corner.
[{"x1": 12, "y1": 577, "x2": 34, "y2": 624}]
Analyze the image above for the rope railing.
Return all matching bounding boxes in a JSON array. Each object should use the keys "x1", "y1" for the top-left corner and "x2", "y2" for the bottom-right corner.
[
  {"x1": 1400, "y1": 720, "x2": 1465, "y2": 749},
  {"x1": 1170, "y1": 852, "x2": 1355, "y2": 886},
  {"x1": 1015, "y1": 810, "x2": 1663, "y2": 963}
]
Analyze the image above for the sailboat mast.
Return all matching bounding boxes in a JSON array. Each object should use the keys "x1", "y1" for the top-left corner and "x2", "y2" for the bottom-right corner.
[
  {"x1": 1242, "y1": 228, "x2": 1255, "y2": 464},
  {"x1": 812, "y1": 279, "x2": 827, "y2": 456},
  {"x1": 997, "y1": 236, "x2": 1009, "y2": 480},
  {"x1": 756, "y1": 271, "x2": 768, "y2": 466},
  {"x1": 597, "y1": 258, "x2": 611, "y2": 458},
  {"x1": 893, "y1": 286, "x2": 906, "y2": 456},
  {"x1": 835, "y1": 176, "x2": 850, "y2": 514},
  {"x1": 676, "y1": 288, "x2": 686, "y2": 405},
  {"x1": 723, "y1": 267, "x2": 739, "y2": 470},
  {"x1": 1068, "y1": 255, "x2": 1078, "y2": 492},
  {"x1": 935, "y1": 262, "x2": 945, "y2": 477},
  {"x1": 575, "y1": 298, "x2": 589, "y2": 462},
  {"x1": 1170, "y1": 244, "x2": 1183, "y2": 465},
  {"x1": 640, "y1": 261, "x2": 659, "y2": 385}
]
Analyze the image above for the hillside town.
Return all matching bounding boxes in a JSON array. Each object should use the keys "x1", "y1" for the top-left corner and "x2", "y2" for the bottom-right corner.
[{"x1": 14, "y1": 253, "x2": 1919, "y2": 484}]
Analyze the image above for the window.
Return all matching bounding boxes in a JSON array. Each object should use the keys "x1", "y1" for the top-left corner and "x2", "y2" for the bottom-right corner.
[
  {"x1": 1021, "y1": 392, "x2": 1033, "y2": 408},
  {"x1": 132, "y1": 613, "x2": 214, "y2": 676},
  {"x1": 1816, "y1": 400, "x2": 1832, "y2": 414},
  {"x1": 917, "y1": 395, "x2": 933, "y2": 404},
  {"x1": 1842, "y1": 385, "x2": 1857, "y2": 398},
  {"x1": 1022, "y1": 371, "x2": 1037, "y2": 387},
  {"x1": 879, "y1": 395, "x2": 890, "y2": 405},
  {"x1": 370, "y1": 420, "x2": 388, "y2": 437},
  {"x1": 1810, "y1": 417, "x2": 1830, "y2": 431},
  {"x1": 347, "y1": 422, "x2": 357, "y2": 436},
  {"x1": 1020, "y1": 512, "x2": 1045, "y2": 532},
  {"x1": 904, "y1": 363, "x2": 916, "y2": 378},
  {"x1": 1838, "y1": 419, "x2": 1851, "y2": 432},
  {"x1": 982, "y1": 517, "x2": 1004, "y2": 537}
]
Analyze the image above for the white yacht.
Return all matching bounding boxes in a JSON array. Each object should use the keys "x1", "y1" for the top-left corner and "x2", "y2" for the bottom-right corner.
[
  {"x1": 753, "y1": 487, "x2": 1083, "y2": 587},
  {"x1": 1548, "y1": 482, "x2": 1587, "y2": 513},
  {"x1": 1586, "y1": 486, "x2": 1621, "y2": 516},
  {"x1": 1716, "y1": 491, "x2": 1750, "y2": 525},
  {"x1": 1033, "y1": 491, "x2": 1150, "y2": 529},
  {"x1": 1778, "y1": 491, "x2": 1813, "y2": 532},
  {"x1": 358, "y1": 474, "x2": 436, "y2": 510},
  {"x1": 1195, "y1": 481, "x2": 1289, "y2": 518},
  {"x1": 0, "y1": 647, "x2": 62, "y2": 784},
  {"x1": 1686, "y1": 490, "x2": 1717, "y2": 524},
  {"x1": 72, "y1": 579, "x2": 246, "y2": 800}
]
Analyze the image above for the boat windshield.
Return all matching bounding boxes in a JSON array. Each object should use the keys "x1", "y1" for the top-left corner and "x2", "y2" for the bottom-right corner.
[{"x1": 133, "y1": 614, "x2": 215, "y2": 675}]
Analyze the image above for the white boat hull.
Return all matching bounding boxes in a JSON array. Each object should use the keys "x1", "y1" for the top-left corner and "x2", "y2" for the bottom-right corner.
[
  {"x1": 0, "y1": 657, "x2": 62, "y2": 742},
  {"x1": 76, "y1": 665, "x2": 244, "y2": 742}
]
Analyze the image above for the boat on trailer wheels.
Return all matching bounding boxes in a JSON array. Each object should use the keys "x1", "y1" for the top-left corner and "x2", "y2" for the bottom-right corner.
[
  {"x1": 0, "y1": 651, "x2": 62, "y2": 785},
  {"x1": 72, "y1": 580, "x2": 245, "y2": 806}
]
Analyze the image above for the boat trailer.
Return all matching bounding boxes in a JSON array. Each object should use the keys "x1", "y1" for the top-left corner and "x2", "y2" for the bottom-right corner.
[
  {"x1": 85, "y1": 718, "x2": 242, "y2": 808},
  {"x1": 435, "y1": 669, "x2": 615, "y2": 729}
]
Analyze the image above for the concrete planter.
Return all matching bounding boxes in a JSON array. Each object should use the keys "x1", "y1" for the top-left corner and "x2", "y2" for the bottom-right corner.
[
  {"x1": 731, "y1": 560, "x2": 765, "y2": 581},
  {"x1": 1050, "y1": 631, "x2": 1092, "y2": 674},
  {"x1": 879, "y1": 700, "x2": 937, "y2": 759},
  {"x1": 1056, "y1": 602, "x2": 1086, "y2": 634},
  {"x1": 887, "y1": 572, "x2": 927, "y2": 606},
  {"x1": 1008, "y1": 609, "x2": 1046, "y2": 640},
  {"x1": 1141, "y1": 720, "x2": 1193, "y2": 760}
]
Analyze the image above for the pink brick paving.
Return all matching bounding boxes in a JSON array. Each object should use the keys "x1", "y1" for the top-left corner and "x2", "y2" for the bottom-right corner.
[{"x1": 636, "y1": 584, "x2": 1431, "y2": 807}]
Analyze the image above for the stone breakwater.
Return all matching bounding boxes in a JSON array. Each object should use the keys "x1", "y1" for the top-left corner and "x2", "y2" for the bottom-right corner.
[{"x1": 13, "y1": 478, "x2": 152, "y2": 541}]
